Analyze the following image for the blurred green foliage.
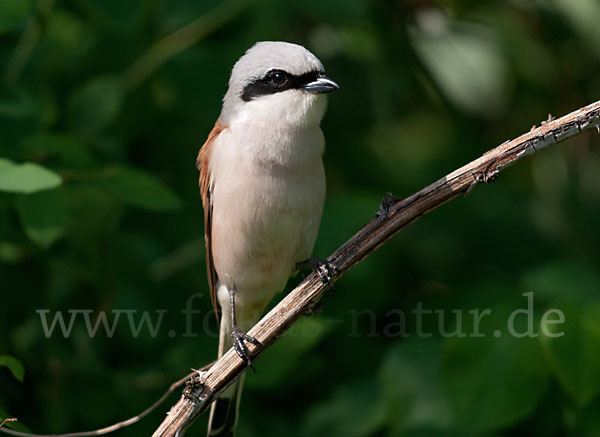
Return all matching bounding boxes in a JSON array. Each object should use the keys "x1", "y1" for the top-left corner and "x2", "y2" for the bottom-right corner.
[{"x1": 1, "y1": 0, "x2": 600, "y2": 435}]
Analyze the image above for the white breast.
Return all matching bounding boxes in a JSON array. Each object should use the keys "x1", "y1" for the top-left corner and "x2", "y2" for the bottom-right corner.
[{"x1": 209, "y1": 98, "x2": 326, "y2": 325}]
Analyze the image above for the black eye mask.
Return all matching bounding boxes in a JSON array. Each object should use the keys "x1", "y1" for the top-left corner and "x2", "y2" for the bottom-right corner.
[{"x1": 241, "y1": 69, "x2": 322, "y2": 102}]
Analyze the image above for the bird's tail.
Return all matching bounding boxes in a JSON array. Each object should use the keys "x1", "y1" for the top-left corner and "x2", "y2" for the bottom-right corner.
[{"x1": 207, "y1": 319, "x2": 245, "y2": 437}]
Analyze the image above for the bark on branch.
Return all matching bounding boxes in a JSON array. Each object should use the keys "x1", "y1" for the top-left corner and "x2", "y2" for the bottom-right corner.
[{"x1": 153, "y1": 100, "x2": 600, "y2": 436}]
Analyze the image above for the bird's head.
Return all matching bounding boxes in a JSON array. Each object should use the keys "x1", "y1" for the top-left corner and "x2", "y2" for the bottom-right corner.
[{"x1": 221, "y1": 41, "x2": 338, "y2": 128}]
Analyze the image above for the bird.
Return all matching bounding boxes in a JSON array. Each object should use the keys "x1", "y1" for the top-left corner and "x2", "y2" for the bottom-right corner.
[{"x1": 196, "y1": 41, "x2": 338, "y2": 436}]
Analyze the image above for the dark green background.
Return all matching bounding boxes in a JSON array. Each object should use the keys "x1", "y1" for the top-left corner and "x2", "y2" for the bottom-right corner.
[{"x1": 2, "y1": 0, "x2": 600, "y2": 435}]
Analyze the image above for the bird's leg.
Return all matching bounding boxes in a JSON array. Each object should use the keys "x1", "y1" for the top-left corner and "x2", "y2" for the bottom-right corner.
[
  {"x1": 296, "y1": 257, "x2": 337, "y2": 288},
  {"x1": 229, "y1": 285, "x2": 262, "y2": 371}
]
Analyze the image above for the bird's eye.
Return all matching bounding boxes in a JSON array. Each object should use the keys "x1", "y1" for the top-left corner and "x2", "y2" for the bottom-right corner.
[{"x1": 269, "y1": 71, "x2": 287, "y2": 86}]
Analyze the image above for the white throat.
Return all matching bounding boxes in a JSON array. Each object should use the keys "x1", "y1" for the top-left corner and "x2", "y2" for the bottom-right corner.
[
  {"x1": 228, "y1": 90, "x2": 327, "y2": 129},
  {"x1": 217, "y1": 91, "x2": 327, "y2": 167}
]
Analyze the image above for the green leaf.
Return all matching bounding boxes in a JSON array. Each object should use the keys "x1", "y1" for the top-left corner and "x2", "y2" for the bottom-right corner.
[
  {"x1": 16, "y1": 189, "x2": 68, "y2": 248},
  {"x1": 0, "y1": 355, "x2": 24, "y2": 382},
  {"x1": 441, "y1": 301, "x2": 550, "y2": 433},
  {"x1": 68, "y1": 76, "x2": 122, "y2": 133},
  {"x1": 0, "y1": 158, "x2": 62, "y2": 193},
  {"x1": 90, "y1": 167, "x2": 182, "y2": 211},
  {"x1": 539, "y1": 301, "x2": 600, "y2": 406},
  {"x1": 0, "y1": 0, "x2": 32, "y2": 34},
  {"x1": 411, "y1": 20, "x2": 507, "y2": 116},
  {"x1": 546, "y1": 0, "x2": 600, "y2": 50}
]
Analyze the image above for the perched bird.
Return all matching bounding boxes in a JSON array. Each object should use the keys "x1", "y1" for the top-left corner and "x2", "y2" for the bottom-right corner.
[{"x1": 197, "y1": 41, "x2": 338, "y2": 436}]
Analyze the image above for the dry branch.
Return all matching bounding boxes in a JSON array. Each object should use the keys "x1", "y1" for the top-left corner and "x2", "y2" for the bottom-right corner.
[{"x1": 153, "y1": 100, "x2": 600, "y2": 436}]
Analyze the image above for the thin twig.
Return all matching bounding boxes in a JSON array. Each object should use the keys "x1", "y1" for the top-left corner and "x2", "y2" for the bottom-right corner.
[
  {"x1": 0, "y1": 420, "x2": 18, "y2": 431},
  {"x1": 120, "y1": 0, "x2": 250, "y2": 91},
  {"x1": 2, "y1": 0, "x2": 55, "y2": 86},
  {"x1": 0, "y1": 363, "x2": 214, "y2": 437},
  {"x1": 152, "y1": 99, "x2": 600, "y2": 436}
]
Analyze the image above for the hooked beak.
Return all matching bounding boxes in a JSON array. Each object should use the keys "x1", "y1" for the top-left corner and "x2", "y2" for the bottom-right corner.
[{"x1": 303, "y1": 75, "x2": 339, "y2": 94}]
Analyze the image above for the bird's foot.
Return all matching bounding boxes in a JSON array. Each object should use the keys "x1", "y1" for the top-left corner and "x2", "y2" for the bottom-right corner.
[
  {"x1": 315, "y1": 258, "x2": 337, "y2": 288},
  {"x1": 297, "y1": 257, "x2": 337, "y2": 288},
  {"x1": 231, "y1": 326, "x2": 262, "y2": 372}
]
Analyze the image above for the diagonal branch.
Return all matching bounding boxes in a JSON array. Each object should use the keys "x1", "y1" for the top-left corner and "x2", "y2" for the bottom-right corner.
[{"x1": 153, "y1": 100, "x2": 600, "y2": 436}]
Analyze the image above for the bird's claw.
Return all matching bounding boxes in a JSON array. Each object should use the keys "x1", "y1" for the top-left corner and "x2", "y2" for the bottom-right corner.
[
  {"x1": 296, "y1": 257, "x2": 337, "y2": 288},
  {"x1": 231, "y1": 326, "x2": 262, "y2": 371},
  {"x1": 315, "y1": 259, "x2": 337, "y2": 288}
]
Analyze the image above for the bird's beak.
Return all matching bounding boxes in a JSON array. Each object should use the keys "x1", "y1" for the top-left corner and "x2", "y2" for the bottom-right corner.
[{"x1": 303, "y1": 75, "x2": 339, "y2": 94}]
